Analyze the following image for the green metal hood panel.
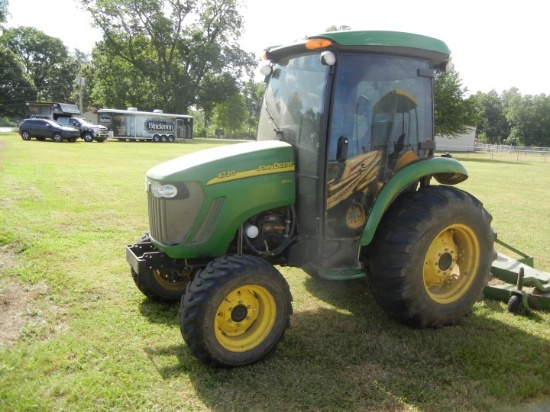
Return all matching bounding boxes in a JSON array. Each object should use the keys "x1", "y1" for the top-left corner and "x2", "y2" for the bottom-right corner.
[
  {"x1": 147, "y1": 140, "x2": 293, "y2": 182},
  {"x1": 147, "y1": 140, "x2": 296, "y2": 258}
]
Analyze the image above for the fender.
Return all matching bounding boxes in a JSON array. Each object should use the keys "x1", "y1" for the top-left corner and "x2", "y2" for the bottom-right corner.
[{"x1": 360, "y1": 157, "x2": 468, "y2": 246}]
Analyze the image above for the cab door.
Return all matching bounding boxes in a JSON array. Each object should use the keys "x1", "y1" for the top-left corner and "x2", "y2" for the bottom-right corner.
[{"x1": 325, "y1": 54, "x2": 433, "y2": 242}]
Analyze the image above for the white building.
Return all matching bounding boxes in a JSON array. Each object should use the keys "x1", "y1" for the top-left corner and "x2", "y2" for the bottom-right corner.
[{"x1": 435, "y1": 126, "x2": 476, "y2": 152}]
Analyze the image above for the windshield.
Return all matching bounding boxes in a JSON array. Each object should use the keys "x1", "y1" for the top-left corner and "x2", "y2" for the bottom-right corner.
[
  {"x1": 78, "y1": 119, "x2": 94, "y2": 126},
  {"x1": 257, "y1": 53, "x2": 329, "y2": 146}
]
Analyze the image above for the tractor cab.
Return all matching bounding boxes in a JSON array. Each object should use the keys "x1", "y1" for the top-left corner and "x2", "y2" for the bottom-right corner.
[{"x1": 257, "y1": 32, "x2": 448, "y2": 278}]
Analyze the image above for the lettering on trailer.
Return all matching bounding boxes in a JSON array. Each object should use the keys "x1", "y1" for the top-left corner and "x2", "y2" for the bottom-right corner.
[
  {"x1": 98, "y1": 115, "x2": 112, "y2": 124},
  {"x1": 144, "y1": 118, "x2": 175, "y2": 133}
]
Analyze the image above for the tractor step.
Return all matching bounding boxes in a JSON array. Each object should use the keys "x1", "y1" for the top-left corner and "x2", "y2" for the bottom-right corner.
[{"x1": 316, "y1": 267, "x2": 366, "y2": 280}]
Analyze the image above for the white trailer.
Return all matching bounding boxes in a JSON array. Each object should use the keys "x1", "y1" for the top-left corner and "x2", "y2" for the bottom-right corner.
[{"x1": 97, "y1": 108, "x2": 193, "y2": 142}]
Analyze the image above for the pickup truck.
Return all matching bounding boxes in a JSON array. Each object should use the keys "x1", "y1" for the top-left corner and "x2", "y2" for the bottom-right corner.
[{"x1": 56, "y1": 117, "x2": 108, "y2": 142}]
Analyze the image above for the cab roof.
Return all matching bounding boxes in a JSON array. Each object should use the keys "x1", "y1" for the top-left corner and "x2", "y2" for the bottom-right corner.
[{"x1": 265, "y1": 30, "x2": 451, "y2": 67}]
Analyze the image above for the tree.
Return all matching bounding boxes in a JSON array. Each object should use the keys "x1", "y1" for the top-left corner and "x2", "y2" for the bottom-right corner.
[
  {"x1": 0, "y1": 0, "x2": 8, "y2": 23},
  {"x1": 89, "y1": 41, "x2": 155, "y2": 110},
  {"x1": 0, "y1": 46, "x2": 35, "y2": 118},
  {"x1": 0, "y1": 27, "x2": 79, "y2": 102},
  {"x1": 434, "y1": 64, "x2": 477, "y2": 136},
  {"x1": 81, "y1": 0, "x2": 256, "y2": 114},
  {"x1": 197, "y1": 72, "x2": 240, "y2": 129},
  {"x1": 242, "y1": 79, "x2": 264, "y2": 137},
  {"x1": 472, "y1": 90, "x2": 510, "y2": 144},
  {"x1": 214, "y1": 91, "x2": 247, "y2": 137},
  {"x1": 505, "y1": 92, "x2": 550, "y2": 147}
]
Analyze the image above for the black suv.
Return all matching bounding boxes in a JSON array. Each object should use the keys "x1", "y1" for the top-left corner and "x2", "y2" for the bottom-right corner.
[
  {"x1": 18, "y1": 119, "x2": 81, "y2": 142},
  {"x1": 56, "y1": 117, "x2": 108, "y2": 142}
]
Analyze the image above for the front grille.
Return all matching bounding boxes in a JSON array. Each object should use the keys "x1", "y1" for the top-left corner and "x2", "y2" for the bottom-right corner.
[{"x1": 148, "y1": 182, "x2": 204, "y2": 245}]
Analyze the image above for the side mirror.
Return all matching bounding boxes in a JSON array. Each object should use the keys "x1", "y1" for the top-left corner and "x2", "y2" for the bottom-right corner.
[{"x1": 336, "y1": 136, "x2": 348, "y2": 162}]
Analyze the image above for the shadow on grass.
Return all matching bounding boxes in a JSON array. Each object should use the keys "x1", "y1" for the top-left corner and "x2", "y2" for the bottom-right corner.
[
  {"x1": 140, "y1": 277, "x2": 550, "y2": 411},
  {"x1": 138, "y1": 298, "x2": 179, "y2": 326}
]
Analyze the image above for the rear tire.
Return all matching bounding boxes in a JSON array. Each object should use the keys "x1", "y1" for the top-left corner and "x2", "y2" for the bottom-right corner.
[
  {"x1": 52, "y1": 133, "x2": 62, "y2": 142},
  {"x1": 180, "y1": 254, "x2": 292, "y2": 367},
  {"x1": 132, "y1": 257, "x2": 193, "y2": 303},
  {"x1": 21, "y1": 131, "x2": 31, "y2": 140},
  {"x1": 83, "y1": 133, "x2": 94, "y2": 142},
  {"x1": 367, "y1": 185, "x2": 495, "y2": 328}
]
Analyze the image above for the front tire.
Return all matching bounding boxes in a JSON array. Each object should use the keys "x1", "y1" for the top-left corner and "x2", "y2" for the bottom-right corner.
[
  {"x1": 52, "y1": 133, "x2": 62, "y2": 142},
  {"x1": 83, "y1": 133, "x2": 94, "y2": 142},
  {"x1": 180, "y1": 254, "x2": 293, "y2": 367},
  {"x1": 367, "y1": 185, "x2": 495, "y2": 328}
]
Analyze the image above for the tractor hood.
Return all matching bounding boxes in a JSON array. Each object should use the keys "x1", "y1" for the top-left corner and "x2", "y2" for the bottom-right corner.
[
  {"x1": 147, "y1": 140, "x2": 295, "y2": 185},
  {"x1": 145, "y1": 140, "x2": 296, "y2": 258}
]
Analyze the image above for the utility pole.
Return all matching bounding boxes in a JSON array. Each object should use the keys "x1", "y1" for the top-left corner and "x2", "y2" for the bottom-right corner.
[{"x1": 75, "y1": 76, "x2": 85, "y2": 113}]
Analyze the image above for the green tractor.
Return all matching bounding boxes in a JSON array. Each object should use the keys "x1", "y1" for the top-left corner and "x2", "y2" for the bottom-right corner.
[{"x1": 127, "y1": 30, "x2": 496, "y2": 367}]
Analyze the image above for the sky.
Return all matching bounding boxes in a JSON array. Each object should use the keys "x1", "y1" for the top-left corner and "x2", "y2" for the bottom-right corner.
[{"x1": 6, "y1": 0, "x2": 550, "y2": 96}]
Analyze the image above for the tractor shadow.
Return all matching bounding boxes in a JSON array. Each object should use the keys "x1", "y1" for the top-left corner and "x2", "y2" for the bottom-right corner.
[
  {"x1": 141, "y1": 275, "x2": 550, "y2": 411},
  {"x1": 138, "y1": 298, "x2": 180, "y2": 326}
]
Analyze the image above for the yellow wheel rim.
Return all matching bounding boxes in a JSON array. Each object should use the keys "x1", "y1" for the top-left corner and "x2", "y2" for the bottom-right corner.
[
  {"x1": 345, "y1": 202, "x2": 366, "y2": 229},
  {"x1": 215, "y1": 285, "x2": 277, "y2": 353},
  {"x1": 423, "y1": 224, "x2": 480, "y2": 304},
  {"x1": 153, "y1": 269, "x2": 189, "y2": 291}
]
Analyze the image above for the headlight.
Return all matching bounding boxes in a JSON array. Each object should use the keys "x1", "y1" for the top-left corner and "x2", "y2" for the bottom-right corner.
[{"x1": 149, "y1": 180, "x2": 178, "y2": 198}]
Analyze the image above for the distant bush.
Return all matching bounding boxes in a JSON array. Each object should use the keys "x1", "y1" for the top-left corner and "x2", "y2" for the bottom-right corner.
[{"x1": 0, "y1": 116, "x2": 21, "y2": 127}]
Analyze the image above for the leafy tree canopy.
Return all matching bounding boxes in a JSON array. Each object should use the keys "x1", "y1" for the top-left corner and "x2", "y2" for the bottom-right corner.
[
  {"x1": 242, "y1": 79, "x2": 264, "y2": 135},
  {"x1": 0, "y1": 27, "x2": 80, "y2": 102},
  {"x1": 214, "y1": 92, "x2": 246, "y2": 136},
  {"x1": 471, "y1": 90, "x2": 510, "y2": 144},
  {"x1": 469, "y1": 87, "x2": 550, "y2": 147},
  {"x1": 81, "y1": 0, "x2": 256, "y2": 114},
  {"x1": 0, "y1": 46, "x2": 35, "y2": 118},
  {"x1": 0, "y1": 0, "x2": 8, "y2": 23},
  {"x1": 434, "y1": 64, "x2": 477, "y2": 137}
]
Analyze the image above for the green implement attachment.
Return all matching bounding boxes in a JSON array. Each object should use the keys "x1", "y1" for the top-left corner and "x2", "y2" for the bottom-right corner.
[{"x1": 485, "y1": 239, "x2": 550, "y2": 312}]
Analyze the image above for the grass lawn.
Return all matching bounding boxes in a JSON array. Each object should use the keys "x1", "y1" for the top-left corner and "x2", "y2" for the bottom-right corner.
[{"x1": 1, "y1": 134, "x2": 549, "y2": 411}]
